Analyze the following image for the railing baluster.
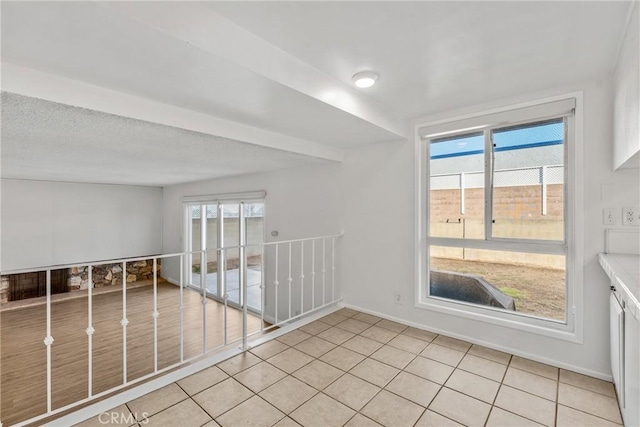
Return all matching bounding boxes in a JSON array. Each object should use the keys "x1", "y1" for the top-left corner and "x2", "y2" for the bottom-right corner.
[
  {"x1": 288, "y1": 242, "x2": 292, "y2": 320},
  {"x1": 300, "y1": 241, "x2": 304, "y2": 315},
  {"x1": 222, "y1": 248, "x2": 228, "y2": 347},
  {"x1": 201, "y1": 204, "x2": 207, "y2": 354},
  {"x1": 260, "y1": 241, "x2": 266, "y2": 331},
  {"x1": 152, "y1": 258, "x2": 159, "y2": 372},
  {"x1": 322, "y1": 239, "x2": 326, "y2": 305},
  {"x1": 332, "y1": 238, "x2": 336, "y2": 302},
  {"x1": 45, "y1": 269, "x2": 53, "y2": 413},
  {"x1": 201, "y1": 249, "x2": 207, "y2": 354},
  {"x1": 274, "y1": 244, "x2": 279, "y2": 324},
  {"x1": 218, "y1": 203, "x2": 226, "y2": 347},
  {"x1": 240, "y1": 202, "x2": 248, "y2": 350},
  {"x1": 121, "y1": 261, "x2": 128, "y2": 384},
  {"x1": 311, "y1": 240, "x2": 316, "y2": 310},
  {"x1": 179, "y1": 255, "x2": 184, "y2": 363},
  {"x1": 87, "y1": 265, "x2": 94, "y2": 398}
]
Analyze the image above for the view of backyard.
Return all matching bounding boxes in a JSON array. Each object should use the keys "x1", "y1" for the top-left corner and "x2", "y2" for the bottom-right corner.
[{"x1": 430, "y1": 257, "x2": 566, "y2": 321}]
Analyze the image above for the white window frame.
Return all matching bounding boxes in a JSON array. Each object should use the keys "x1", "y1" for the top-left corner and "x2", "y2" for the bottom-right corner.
[{"x1": 414, "y1": 93, "x2": 584, "y2": 342}]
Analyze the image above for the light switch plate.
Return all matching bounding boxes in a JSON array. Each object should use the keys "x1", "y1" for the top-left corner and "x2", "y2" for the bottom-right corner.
[{"x1": 604, "y1": 208, "x2": 616, "y2": 225}]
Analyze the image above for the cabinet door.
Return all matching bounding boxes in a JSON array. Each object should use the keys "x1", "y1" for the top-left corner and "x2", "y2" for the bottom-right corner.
[
  {"x1": 624, "y1": 311, "x2": 639, "y2": 427},
  {"x1": 611, "y1": 293, "x2": 625, "y2": 403}
]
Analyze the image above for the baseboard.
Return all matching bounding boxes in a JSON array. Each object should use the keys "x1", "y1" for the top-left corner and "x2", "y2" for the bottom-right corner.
[
  {"x1": 165, "y1": 277, "x2": 181, "y2": 287},
  {"x1": 342, "y1": 303, "x2": 613, "y2": 382}
]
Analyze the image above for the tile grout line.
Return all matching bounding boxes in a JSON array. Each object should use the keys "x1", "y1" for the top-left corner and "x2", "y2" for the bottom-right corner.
[
  {"x1": 128, "y1": 382, "x2": 194, "y2": 419},
  {"x1": 555, "y1": 403, "x2": 625, "y2": 426},
  {"x1": 261, "y1": 375, "x2": 320, "y2": 419},
  {"x1": 365, "y1": 328, "x2": 464, "y2": 426},
  {"x1": 557, "y1": 378, "x2": 620, "y2": 398},
  {"x1": 114, "y1": 310, "x2": 622, "y2": 427},
  {"x1": 429, "y1": 336, "x2": 483, "y2": 427},
  {"x1": 488, "y1": 356, "x2": 558, "y2": 426},
  {"x1": 324, "y1": 316, "x2": 427, "y2": 425},
  {"x1": 482, "y1": 354, "x2": 513, "y2": 427},
  {"x1": 554, "y1": 364, "x2": 560, "y2": 427},
  {"x1": 333, "y1": 318, "x2": 504, "y2": 425},
  {"x1": 173, "y1": 381, "x2": 215, "y2": 425},
  {"x1": 269, "y1": 315, "x2": 620, "y2": 426}
]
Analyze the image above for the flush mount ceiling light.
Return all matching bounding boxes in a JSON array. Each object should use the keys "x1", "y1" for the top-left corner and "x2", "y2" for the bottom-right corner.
[{"x1": 352, "y1": 71, "x2": 378, "y2": 88}]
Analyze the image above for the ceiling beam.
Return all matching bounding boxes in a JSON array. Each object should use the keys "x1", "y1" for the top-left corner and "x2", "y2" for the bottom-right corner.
[
  {"x1": 100, "y1": 1, "x2": 409, "y2": 140},
  {"x1": 1, "y1": 62, "x2": 343, "y2": 162}
]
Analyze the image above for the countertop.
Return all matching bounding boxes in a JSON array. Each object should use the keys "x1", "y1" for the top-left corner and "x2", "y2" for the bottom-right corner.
[{"x1": 599, "y1": 253, "x2": 640, "y2": 320}]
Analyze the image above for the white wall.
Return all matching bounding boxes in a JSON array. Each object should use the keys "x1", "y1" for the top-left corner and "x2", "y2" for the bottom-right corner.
[
  {"x1": 341, "y1": 79, "x2": 640, "y2": 379},
  {"x1": 161, "y1": 163, "x2": 344, "y2": 321},
  {"x1": 613, "y1": 2, "x2": 640, "y2": 169},
  {"x1": 162, "y1": 163, "x2": 343, "y2": 253},
  {"x1": 1, "y1": 179, "x2": 163, "y2": 271}
]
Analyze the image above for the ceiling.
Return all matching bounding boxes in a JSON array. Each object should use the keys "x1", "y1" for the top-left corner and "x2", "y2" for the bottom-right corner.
[
  {"x1": 1, "y1": 92, "x2": 327, "y2": 186},
  {"x1": 207, "y1": 1, "x2": 630, "y2": 118},
  {"x1": 0, "y1": 1, "x2": 632, "y2": 186}
]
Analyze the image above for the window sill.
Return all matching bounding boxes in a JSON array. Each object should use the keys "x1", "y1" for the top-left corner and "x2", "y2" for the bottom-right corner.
[{"x1": 415, "y1": 295, "x2": 581, "y2": 343}]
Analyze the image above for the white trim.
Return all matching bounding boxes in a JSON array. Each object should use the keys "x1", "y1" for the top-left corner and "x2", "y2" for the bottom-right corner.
[
  {"x1": 429, "y1": 236, "x2": 567, "y2": 255},
  {"x1": 341, "y1": 302, "x2": 612, "y2": 382},
  {"x1": 418, "y1": 98, "x2": 575, "y2": 138},
  {"x1": 414, "y1": 91, "x2": 584, "y2": 341},
  {"x1": 571, "y1": 93, "x2": 585, "y2": 344},
  {"x1": 182, "y1": 191, "x2": 266, "y2": 204},
  {"x1": 47, "y1": 304, "x2": 341, "y2": 427},
  {"x1": 414, "y1": 296, "x2": 577, "y2": 341}
]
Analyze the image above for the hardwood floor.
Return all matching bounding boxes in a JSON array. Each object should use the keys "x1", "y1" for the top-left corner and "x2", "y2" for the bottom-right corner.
[{"x1": 1, "y1": 282, "x2": 266, "y2": 426}]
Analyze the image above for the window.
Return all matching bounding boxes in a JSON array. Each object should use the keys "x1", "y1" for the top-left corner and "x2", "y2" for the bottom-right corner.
[{"x1": 416, "y1": 96, "x2": 582, "y2": 337}]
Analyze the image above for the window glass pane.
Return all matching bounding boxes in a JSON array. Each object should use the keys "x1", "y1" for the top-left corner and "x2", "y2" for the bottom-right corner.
[
  {"x1": 429, "y1": 132, "x2": 485, "y2": 239},
  {"x1": 189, "y1": 205, "x2": 202, "y2": 287},
  {"x1": 491, "y1": 119, "x2": 564, "y2": 241},
  {"x1": 221, "y1": 204, "x2": 240, "y2": 305},
  {"x1": 429, "y1": 245, "x2": 566, "y2": 321},
  {"x1": 203, "y1": 205, "x2": 219, "y2": 297},
  {"x1": 244, "y1": 203, "x2": 264, "y2": 312}
]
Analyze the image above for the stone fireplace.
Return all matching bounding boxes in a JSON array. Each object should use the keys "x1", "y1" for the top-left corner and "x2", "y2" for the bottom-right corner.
[{"x1": 0, "y1": 259, "x2": 161, "y2": 304}]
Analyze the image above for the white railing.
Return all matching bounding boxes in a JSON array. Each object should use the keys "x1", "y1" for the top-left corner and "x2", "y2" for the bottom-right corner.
[{"x1": 0, "y1": 233, "x2": 343, "y2": 427}]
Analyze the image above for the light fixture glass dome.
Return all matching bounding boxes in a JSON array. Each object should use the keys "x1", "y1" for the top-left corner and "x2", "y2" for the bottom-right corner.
[{"x1": 352, "y1": 71, "x2": 378, "y2": 88}]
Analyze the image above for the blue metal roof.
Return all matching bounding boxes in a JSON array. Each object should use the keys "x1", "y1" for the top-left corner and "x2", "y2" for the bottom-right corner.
[{"x1": 430, "y1": 120, "x2": 564, "y2": 160}]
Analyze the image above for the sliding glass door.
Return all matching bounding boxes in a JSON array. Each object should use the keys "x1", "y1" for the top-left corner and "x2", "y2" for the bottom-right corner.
[{"x1": 185, "y1": 198, "x2": 264, "y2": 313}]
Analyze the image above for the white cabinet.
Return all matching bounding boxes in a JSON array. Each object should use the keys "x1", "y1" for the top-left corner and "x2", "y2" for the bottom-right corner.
[
  {"x1": 624, "y1": 308, "x2": 639, "y2": 427},
  {"x1": 613, "y1": 2, "x2": 640, "y2": 170},
  {"x1": 600, "y1": 251, "x2": 640, "y2": 426},
  {"x1": 610, "y1": 284, "x2": 640, "y2": 427},
  {"x1": 611, "y1": 292, "x2": 625, "y2": 402}
]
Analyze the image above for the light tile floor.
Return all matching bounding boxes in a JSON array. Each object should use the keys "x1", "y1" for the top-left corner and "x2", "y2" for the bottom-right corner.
[{"x1": 74, "y1": 308, "x2": 623, "y2": 427}]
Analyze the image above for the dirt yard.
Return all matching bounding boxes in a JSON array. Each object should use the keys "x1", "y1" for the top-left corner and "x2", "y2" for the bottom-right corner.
[{"x1": 430, "y1": 257, "x2": 566, "y2": 321}]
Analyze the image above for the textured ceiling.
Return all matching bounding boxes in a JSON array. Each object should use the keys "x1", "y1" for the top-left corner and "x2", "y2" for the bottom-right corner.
[{"x1": 0, "y1": 92, "x2": 330, "y2": 186}]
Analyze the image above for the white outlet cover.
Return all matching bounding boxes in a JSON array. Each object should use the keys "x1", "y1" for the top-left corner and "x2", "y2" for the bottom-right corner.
[{"x1": 623, "y1": 207, "x2": 640, "y2": 226}]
